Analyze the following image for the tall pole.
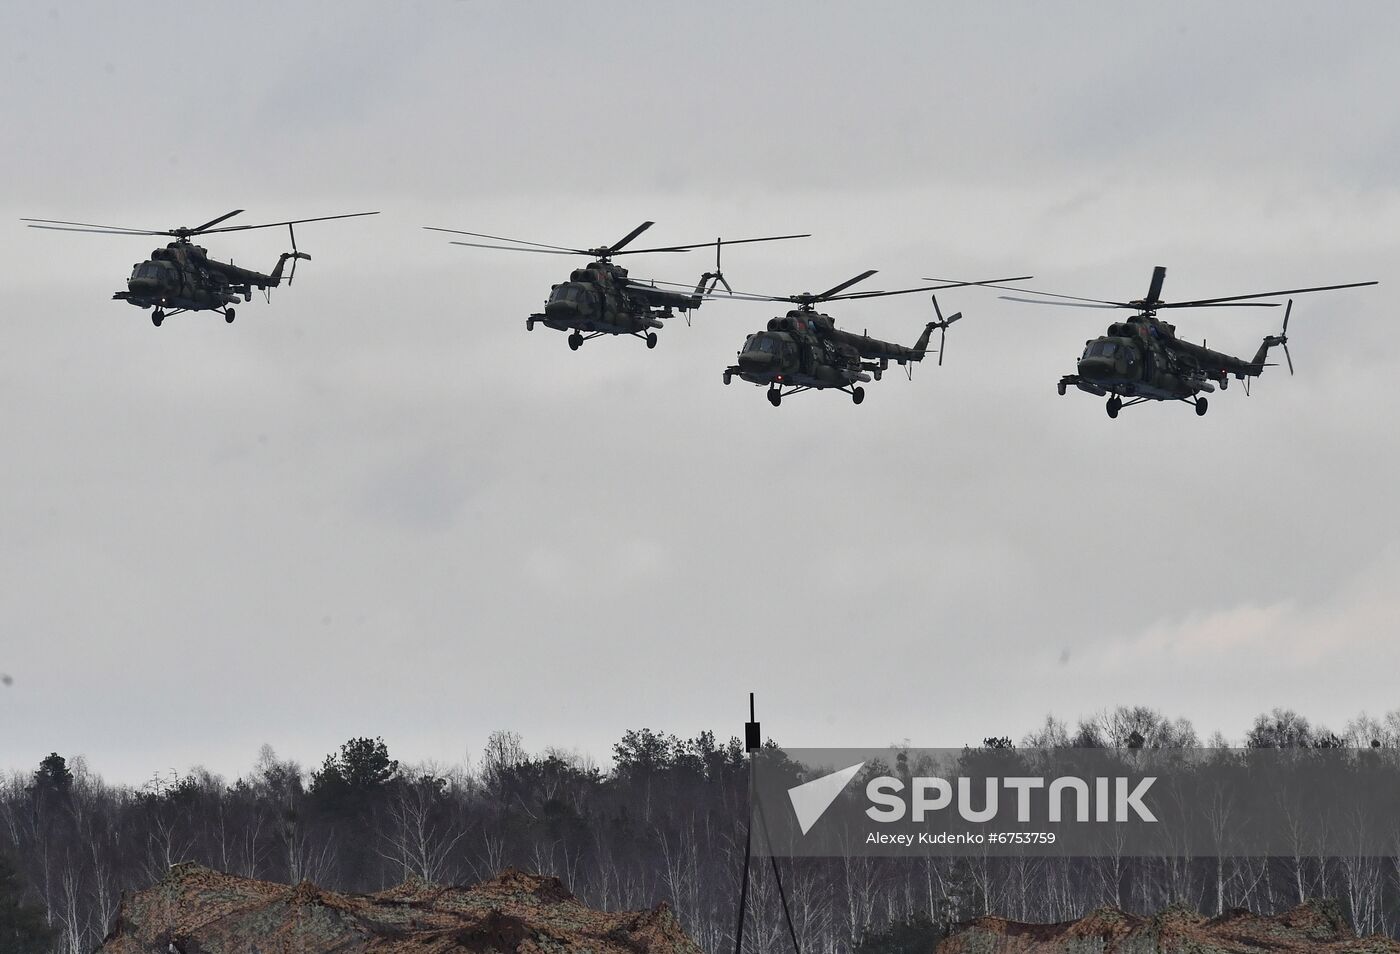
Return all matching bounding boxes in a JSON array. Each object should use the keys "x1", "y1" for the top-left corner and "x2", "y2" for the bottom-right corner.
[
  {"x1": 734, "y1": 693, "x2": 801, "y2": 954},
  {"x1": 733, "y1": 693, "x2": 758, "y2": 954}
]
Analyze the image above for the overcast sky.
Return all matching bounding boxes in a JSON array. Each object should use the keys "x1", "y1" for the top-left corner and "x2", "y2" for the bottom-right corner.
[{"x1": 2, "y1": 2, "x2": 1398, "y2": 786}]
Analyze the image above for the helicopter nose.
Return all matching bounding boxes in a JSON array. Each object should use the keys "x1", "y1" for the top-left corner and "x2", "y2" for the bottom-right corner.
[
  {"x1": 738, "y1": 351, "x2": 774, "y2": 372},
  {"x1": 1077, "y1": 356, "x2": 1115, "y2": 380},
  {"x1": 544, "y1": 300, "x2": 578, "y2": 320},
  {"x1": 129, "y1": 277, "x2": 162, "y2": 294}
]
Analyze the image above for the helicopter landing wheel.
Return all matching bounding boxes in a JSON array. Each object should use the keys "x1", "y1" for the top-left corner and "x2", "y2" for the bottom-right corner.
[
  {"x1": 224, "y1": 308, "x2": 235, "y2": 324},
  {"x1": 1106, "y1": 396, "x2": 1121, "y2": 419},
  {"x1": 1195, "y1": 397, "x2": 1209, "y2": 417},
  {"x1": 568, "y1": 332, "x2": 583, "y2": 351},
  {"x1": 151, "y1": 310, "x2": 163, "y2": 327},
  {"x1": 852, "y1": 386, "x2": 865, "y2": 405},
  {"x1": 645, "y1": 332, "x2": 658, "y2": 349},
  {"x1": 767, "y1": 389, "x2": 782, "y2": 407}
]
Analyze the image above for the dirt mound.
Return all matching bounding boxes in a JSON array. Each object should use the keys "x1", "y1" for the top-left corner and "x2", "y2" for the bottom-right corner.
[
  {"x1": 97, "y1": 862, "x2": 705, "y2": 954},
  {"x1": 937, "y1": 899, "x2": 1400, "y2": 953}
]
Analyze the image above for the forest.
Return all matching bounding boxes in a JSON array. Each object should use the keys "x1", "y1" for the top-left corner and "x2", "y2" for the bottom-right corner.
[{"x1": 3, "y1": 705, "x2": 1400, "y2": 954}]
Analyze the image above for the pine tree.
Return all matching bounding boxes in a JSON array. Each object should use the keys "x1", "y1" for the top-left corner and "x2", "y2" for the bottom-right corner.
[{"x1": 32, "y1": 752, "x2": 73, "y2": 794}]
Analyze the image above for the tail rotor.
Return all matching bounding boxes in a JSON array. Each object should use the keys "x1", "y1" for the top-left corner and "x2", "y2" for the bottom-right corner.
[
  {"x1": 700, "y1": 237, "x2": 732, "y2": 295},
  {"x1": 1280, "y1": 298, "x2": 1294, "y2": 374},
  {"x1": 286, "y1": 223, "x2": 301, "y2": 286},
  {"x1": 1245, "y1": 298, "x2": 1295, "y2": 393},
  {"x1": 930, "y1": 294, "x2": 962, "y2": 366},
  {"x1": 1256, "y1": 298, "x2": 1294, "y2": 376}
]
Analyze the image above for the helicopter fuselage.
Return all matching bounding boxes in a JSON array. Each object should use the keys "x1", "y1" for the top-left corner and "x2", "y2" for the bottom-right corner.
[
  {"x1": 999, "y1": 263, "x2": 1374, "y2": 416},
  {"x1": 1059, "y1": 315, "x2": 1265, "y2": 401},
  {"x1": 526, "y1": 261, "x2": 702, "y2": 338},
  {"x1": 725, "y1": 309, "x2": 933, "y2": 395},
  {"x1": 113, "y1": 241, "x2": 291, "y2": 314}
]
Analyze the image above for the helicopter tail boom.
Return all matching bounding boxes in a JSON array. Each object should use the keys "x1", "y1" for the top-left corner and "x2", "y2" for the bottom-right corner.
[
  {"x1": 267, "y1": 250, "x2": 312, "y2": 287},
  {"x1": 1246, "y1": 338, "x2": 1274, "y2": 375},
  {"x1": 912, "y1": 322, "x2": 937, "y2": 359}
]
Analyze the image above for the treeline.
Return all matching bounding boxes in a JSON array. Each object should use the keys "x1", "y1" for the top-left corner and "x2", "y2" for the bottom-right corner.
[{"x1": 2, "y1": 706, "x2": 1400, "y2": 954}]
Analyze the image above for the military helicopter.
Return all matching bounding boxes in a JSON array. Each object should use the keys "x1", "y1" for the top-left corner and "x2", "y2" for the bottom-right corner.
[
  {"x1": 424, "y1": 221, "x2": 808, "y2": 350},
  {"x1": 953, "y1": 266, "x2": 1377, "y2": 418},
  {"x1": 22, "y1": 210, "x2": 379, "y2": 326},
  {"x1": 719, "y1": 271, "x2": 1031, "y2": 406}
]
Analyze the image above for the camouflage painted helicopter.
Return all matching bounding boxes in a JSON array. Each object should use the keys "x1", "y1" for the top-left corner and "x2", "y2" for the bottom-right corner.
[
  {"x1": 424, "y1": 221, "x2": 807, "y2": 350},
  {"x1": 22, "y1": 210, "x2": 379, "y2": 326},
  {"x1": 954, "y1": 267, "x2": 1377, "y2": 418},
  {"x1": 720, "y1": 271, "x2": 1030, "y2": 406}
]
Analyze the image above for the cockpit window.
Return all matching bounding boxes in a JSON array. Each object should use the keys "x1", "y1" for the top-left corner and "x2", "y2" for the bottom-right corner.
[{"x1": 549, "y1": 284, "x2": 589, "y2": 304}]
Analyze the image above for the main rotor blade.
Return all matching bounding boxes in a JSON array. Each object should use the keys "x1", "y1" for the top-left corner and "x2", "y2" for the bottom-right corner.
[
  {"x1": 840, "y1": 274, "x2": 1038, "y2": 301},
  {"x1": 998, "y1": 295, "x2": 1122, "y2": 309},
  {"x1": 448, "y1": 241, "x2": 581, "y2": 255},
  {"x1": 815, "y1": 271, "x2": 879, "y2": 300},
  {"x1": 924, "y1": 277, "x2": 1128, "y2": 307},
  {"x1": 1161, "y1": 302, "x2": 1280, "y2": 308},
  {"x1": 625, "y1": 277, "x2": 756, "y2": 299},
  {"x1": 626, "y1": 277, "x2": 707, "y2": 290},
  {"x1": 199, "y1": 211, "x2": 380, "y2": 234},
  {"x1": 677, "y1": 269, "x2": 1012, "y2": 305},
  {"x1": 1144, "y1": 266, "x2": 1167, "y2": 307},
  {"x1": 423, "y1": 228, "x2": 584, "y2": 254},
  {"x1": 653, "y1": 279, "x2": 782, "y2": 301},
  {"x1": 840, "y1": 273, "x2": 1041, "y2": 299},
  {"x1": 190, "y1": 210, "x2": 244, "y2": 232},
  {"x1": 610, "y1": 233, "x2": 812, "y2": 256},
  {"x1": 707, "y1": 292, "x2": 785, "y2": 302},
  {"x1": 682, "y1": 272, "x2": 1038, "y2": 306},
  {"x1": 1161, "y1": 280, "x2": 1378, "y2": 308},
  {"x1": 683, "y1": 286, "x2": 783, "y2": 302},
  {"x1": 931, "y1": 274, "x2": 1035, "y2": 289},
  {"x1": 608, "y1": 221, "x2": 654, "y2": 253},
  {"x1": 835, "y1": 286, "x2": 933, "y2": 300},
  {"x1": 23, "y1": 224, "x2": 168, "y2": 236},
  {"x1": 21, "y1": 217, "x2": 167, "y2": 235}
]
